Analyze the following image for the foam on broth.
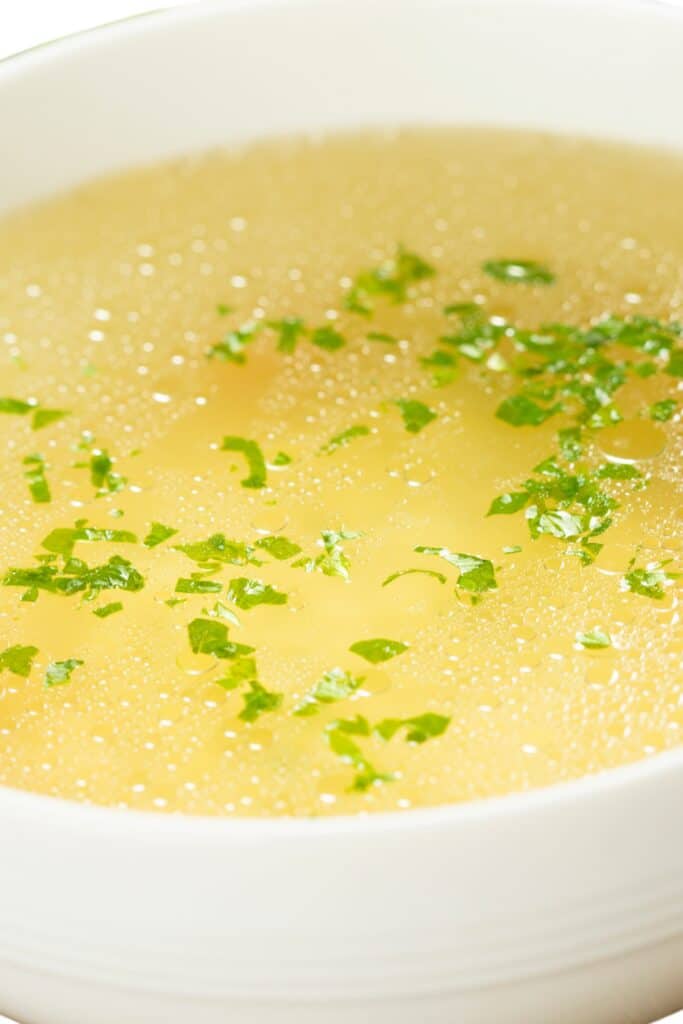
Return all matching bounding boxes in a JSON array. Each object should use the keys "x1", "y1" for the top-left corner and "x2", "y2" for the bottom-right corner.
[{"x1": 0, "y1": 128, "x2": 681, "y2": 816}]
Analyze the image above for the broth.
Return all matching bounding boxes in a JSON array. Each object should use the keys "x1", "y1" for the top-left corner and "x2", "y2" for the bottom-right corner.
[{"x1": 0, "y1": 128, "x2": 681, "y2": 816}]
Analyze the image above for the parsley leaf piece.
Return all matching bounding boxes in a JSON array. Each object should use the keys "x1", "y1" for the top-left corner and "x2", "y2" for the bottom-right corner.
[
  {"x1": 0, "y1": 644, "x2": 38, "y2": 678},
  {"x1": 374, "y1": 712, "x2": 451, "y2": 744},
  {"x1": 622, "y1": 564, "x2": 679, "y2": 600},
  {"x1": 487, "y1": 491, "x2": 529, "y2": 516},
  {"x1": 366, "y1": 331, "x2": 398, "y2": 344},
  {"x1": 319, "y1": 425, "x2": 370, "y2": 455},
  {"x1": 0, "y1": 397, "x2": 33, "y2": 415},
  {"x1": 239, "y1": 681, "x2": 283, "y2": 723},
  {"x1": 394, "y1": 399, "x2": 437, "y2": 434},
  {"x1": 3, "y1": 555, "x2": 143, "y2": 602},
  {"x1": 349, "y1": 638, "x2": 408, "y2": 664},
  {"x1": 41, "y1": 525, "x2": 137, "y2": 560},
  {"x1": 254, "y1": 535, "x2": 302, "y2": 560},
  {"x1": 176, "y1": 533, "x2": 256, "y2": 568},
  {"x1": 93, "y1": 601, "x2": 123, "y2": 618},
  {"x1": 215, "y1": 656, "x2": 258, "y2": 691},
  {"x1": 268, "y1": 317, "x2": 306, "y2": 354},
  {"x1": 272, "y1": 451, "x2": 292, "y2": 466},
  {"x1": 227, "y1": 577, "x2": 287, "y2": 610},
  {"x1": 175, "y1": 578, "x2": 223, "y2": 595},
  {"x1": 576, "y1": 627, "x2": 611, "y2": 649},
  {"x1": 187, "y1": 618, "x2": 254, "y2": 659},
  {"x1": 483, "y1": 259, "x2": 555, "y2": 285},
  {"x1": 344, "y1": 246, "x2": 435, "y2": 315},
  {"x1": 595, "y1": 463, "x2": 642, "y2": 480},
  {"x1": 382, "y1": 568, "x2": 447, "y2": 587},
  {"x1": 90, "y1": 449, "x2": 126, "y2": 494},
  {"x1": 496, "y1": 394, "x2": 562, "y2": 427},
  {"x1": 420, "y1": 349, "x2": 459, "y2": 388},
  {"x1": 666, "y1": 350, "x2": 683, "y2": 377},
  {"x1": 209, "y1": 321, "x2": 261, "y2": 364},
  {"x1": 294, "y1": 667, "x2": 364, "y2": 716},
  {"x1": 325, "y1": 717, "x2": 395, "y2": 792},
  {"x1": 650, "y1": 398, "x2": 677, "y2": 422},
  {"x1": 221, "y1": 436, "x2": 267, "y2": 489},
  {"x1": 45, "y1": 659, "x2": 83, "y2": 688},
  {"x1": 216, "y1": 303, "x2": 234, "y2": 316},
  {"x1": 535, "y1": 510, "x2": 584, "y2": 539},
  {"x1": 23, "y1": 454, "x2": 51, "y2": 503},
  {"x1": 415, "y1": 546, "x2": 498, "y2": 595},
  {"x1": 311, "y1": 326, "x2": 346, "y2": 351},
  {"x1": 144, "y1": 522, "x2": 178, "y2": 548},
  {"x1": 558, "y1": 426, "x2": 584, "y2": 461},
  {"x1": 32, "y1": 408, "x2": 69, "y2": 431}
]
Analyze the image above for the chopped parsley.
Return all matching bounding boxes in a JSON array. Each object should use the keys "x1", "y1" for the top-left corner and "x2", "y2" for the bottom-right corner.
[
  {"x1": 483, "y1": 259, "x2": 555, "y2": 285},
  {"x1": 2, "y1": 555, "x2": 144, "y2": 603},
  {"x1": 89, "y1": 449, "x2": 126, "y2": 495},
  {"x1": 45, "y1": 658, "x2": 83, "y2": 688},
  {"x1": 576, "y1": 627, "x2": 611, "y2": 649},
  {"x1": 239, "y1": 680, "x2": 283, "y2": 723},
  {"x1": 176, "y1": 533, "x2": 256, "y2": 569},
  {"x1": 294, "y1": 667, "x2": 364, "y2": 716},
  {"x1": 23, "y1": 453, "x2": 51, "y2": 503},
  {"x1": 222, "y1": 436, "x2": 267, "y2": 489},
  {"x1": 415, "y1": 546, "x2": 498, "y2": 596},
  {"x1": 349, "y1": 638, "x2": 408, "y2": 664},
  {"x1": 187, "y1": 618, "x2": 254, "y2": 659},
  {"x1": 254, "y1": 535, "x2": 302, "y2": 560},
  {"x1": 345, "y1": 246, "x2": 435, "y2": 315},
  {"x1": 293, "y1": 529, "x2": 361, "y2": 581},
  {"x1": 227, "y1": 577, "x2": 287, "y2": 610},
  {"x1": 93, "y1": 601, "x2": 123, "y2": 618},
  {"x1": 0, "y1": 397, "x2": 34, "y2": 415},
  {"x1": 382, "y1": 568, "x2": 447, "y2": 587},
  {"x1": 622, "y1": 562, "x2": 679, "y2": 600},
  {"x1": 394, "y1": 398, "x2": 437, "y2": 433},
  {"x1": 175, "y1": 577, "x2": 223, "y2": 594},
  {"x1": 374, "y1": 712, "x2": 451, "y2": 743},
  {"x1": 0, "y1": 644, "x2": 38, "y2": 677},
  {"x1": 310, "y1": 326, "x2": 346, "y2": 352},
  {"x1": 143, "y1": 522, "x2": 178, "y2": 548},
  {"x1": 318, "y1": 425, "x2": 370, "y2": 455},
  {"x1": 41, "y1": 523, "x2": 137, "y2": 559},
  {"x1": 272, "y1": 451, "x2": 292, "y2": 466},
  {"x1": 496, "y1": 394, "x2": 561, "y2": 427},
  {"x1": 325, "y1": 717, "x2": 394, "y2": 792},
  {"x1": 268, "y1": 316, "x2": 306, "y2": 354},
  {"x1": 32, "y1": 408, "x2": 69, "y2": 431},
  {"x1": 650, "y1": 398, "x2": 677, "y2": 422},
  {"x1": 215, "y1": 656, "x2": 258, "y2": 691},
  {"x1": 209, "y1": 320, "x2": 261, "y2": 364}
]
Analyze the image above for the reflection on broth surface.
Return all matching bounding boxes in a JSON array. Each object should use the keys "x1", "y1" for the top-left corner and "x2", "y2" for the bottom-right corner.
[{"x1": 0, "y1": 128, "x2": 681, "y2": 816}]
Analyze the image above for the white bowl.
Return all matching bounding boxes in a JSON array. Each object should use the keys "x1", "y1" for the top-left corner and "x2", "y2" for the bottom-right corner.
[{"x1": 1, "y1": 2, "x2": 683, "y2": 1022}]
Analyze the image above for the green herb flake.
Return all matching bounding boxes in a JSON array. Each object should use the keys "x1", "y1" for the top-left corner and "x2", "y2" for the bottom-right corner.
[
  {"x1": 209, "y1": 320, "x2": 261, "y2": 364},
  {"x1": 294, "y1": 667, "x2": 364, "y2": 716},
  {"x1": 0, "y1": 397, "x2": 34, "y2": 416},
  {"x1": 239, "y1": 681, "x2": 283, "y2": 723},
  {"x1": 666, "y1": 350, "x2": 683, "y2": 377},
  {"x1": 42, "y1": 525, "x2": 138, "y2": 560},
  {"x1": 0, "y1": 644, "x2": 38, "y2": 678},
  {"x1": 45, "y1": 658, "x2": 83, "y2": 688},
  {"x1": 215, "y1": 656, "x2": 258, "y2": 691},
  {"x1": 375, "y1": 712, "x2": 451, "y2": 744},
  {"x1": 89, "y1": 449, "x2": 126, "y2": 495},
  {"x1": 311, "y1": 326, "x2": 346, "y2": 352},
  {"x1": 366, "y1": 331, "x2": 398, "y2": 344},
  {"x1": 143, "y1": 522, "x2": 178, "y2": 548},
  {"x1": 415, "y1": 546, "x2": 498, "y2": 595},
  {"x1": 254, "y1": 535, "x2": 302, "y2": 560},
  {"x1": 345, "y1": 246, "x2": 435, "y2": 315},
  {"x1": 487, "y1": 491, "x2": 529, "y2": 516},
  {"x1": 650, "y1": 398, "x2": 677, "y2": 422},
  {"x1": 272, "y1": 451, "x2": 292, "y2": 466},
  {"x1": 176, "y1": 533, "x2": 256, "y2": 568},
  {"x1": 483, "y1": 259, "x2": 555, "y2": 285},
  {"x1": 382, "y1": 567, "x2": 447, "y2": 587},
  {"x1": 496, "y1": 394, "x2": 561, "y2": 427},
  {"x1": 23, "y1": 453, "x2": 51, "y2": 503},
  {"x1": 622, "y1": 563, "x2": 679, "y2": 600},
  {"x1": 268, "y1": 316, "x2": 306, "y2": 354},
  {"x1": 93, "y1": 601, "x2": 123, "y2": 619},
  {"x1": 394, "y1": 399, "x2": 437, "y2": 434},
  {"x1": 32, "y1": 408, "x2": 69, "y2": 431},
  {"x1": 319, "y1": 425, "x2": 370, "y2": 455},
  {"x1": 221, "y1": 436, "x2": 267, "y2": 489},
  {"x1": 187, "y1": 618, "x2": 254, "y2": 659},
  {"x1": 349, "y1": 638, "x2": 408, "y2": 664},
  {"x1": 175, "y1": 578, "x2": 223, "y2": 595},
  {"x1": 227, "y1": 577, "x2": 287, "y2": 610},
  {"x1": 576, "y1": 627, "x2": 611, "y2": 650}
]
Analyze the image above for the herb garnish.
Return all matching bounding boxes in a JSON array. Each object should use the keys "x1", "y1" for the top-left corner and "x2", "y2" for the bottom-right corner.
[
  {"x1": 349, "y1": 638, "x2": 408, "y2": 664},
  {"x1": 3, "y1": 555, "x2": 144, "y2": 603},
  {"x1": 176, "y1": 533, "x2": 257, "y2": 569},
  {"x1": 394, "y1": 399, "x2": 437, "y2": 433},
  {"x1": 325, "y1": 717, "x2": 395, "y2": 791},
  {"x1": 254, "y1": 535, "x2": 302, "y2": 560},
  {"x1": 41, "y1": 523, "x2": 137, "y2": 560},
  {"x1": 45, "y1": 659, "x2": 83, "y2": 688},
  {"x1": 222, "y1": 436, "x2": 267, "y2": 489},
  {"x1": 319, "y1": 425, "x2": 370, "y2": 455},
  {"x1": 176, "y1": 578, "x2": 223, "y2": 595},
  {"x1": 294, "y1": 667, "x2": 364, "y2": 716},
  {"x1": 23, "y1": 454, "x2": 51, "y2": 503},
  {"x1": 483, "y1": 259, "x2": 555, "y2": 285},
  {"x1": 576, "y1": 627, "x2": 611, "y2": 649},
  {"x1": 344, "y1": 246, "x2": 435, "y2": 315},
  {"x1": 293, "y1": 529, "x2": 361, "y2": 581},
  {"x1": 239, "y1": 681, "x2": 283, "y2": 723},
  {"x1": 187, "y1": 618, "x2": 254, "y2": 659},
  {"x1": 227, "y1": 577, "x2": 287, "y2": 610},
  {"x1": 0, "y1": 644, "x2": 38, "y2": 677},
  {"x1": 382, "y1": 567, "x2": 447, "y2": 587},
  {"x1": 415, "y1": 546, "x2": 498, "y2": 597},
  {"x1": 144, "y1": 522, "x2": 178, "y2": 548},
  {"x1": 650, "y1": 399, "x2": 677, "y2": 422},
  {"x1": 93, "y1": 601, "x2": 123, "y2": 618},
  {"x1": 622, "y1": 561, "x2": 679, "y2": 600},
  {"x1": 374, "y1": 713, "x2": 451, "y2": 743}
]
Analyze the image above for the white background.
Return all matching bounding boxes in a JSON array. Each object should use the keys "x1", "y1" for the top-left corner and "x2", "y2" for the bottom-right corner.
[{"x1": 0, "y1": 1, "x2": 680, "y2": 1022}]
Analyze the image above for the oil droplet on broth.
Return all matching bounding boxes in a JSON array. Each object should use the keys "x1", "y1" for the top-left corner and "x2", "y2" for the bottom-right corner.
[{"x1": 0, "y1": 127, "x2": 681, "y2": 818}]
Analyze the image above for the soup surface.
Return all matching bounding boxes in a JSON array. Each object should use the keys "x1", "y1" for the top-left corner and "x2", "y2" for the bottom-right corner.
[{"x1": 0, "y1": 129, "x2": 681, "y2": 817}]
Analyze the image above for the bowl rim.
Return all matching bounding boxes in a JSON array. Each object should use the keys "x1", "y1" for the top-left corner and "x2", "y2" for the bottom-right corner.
[{"x1": 0, "y1": 0, "x2": 682, "y2": 836}]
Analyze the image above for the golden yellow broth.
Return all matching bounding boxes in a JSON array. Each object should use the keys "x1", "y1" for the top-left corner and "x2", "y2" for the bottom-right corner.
[{"x1": 0, "y1": 128, "x2": 682, "y2": 817}]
